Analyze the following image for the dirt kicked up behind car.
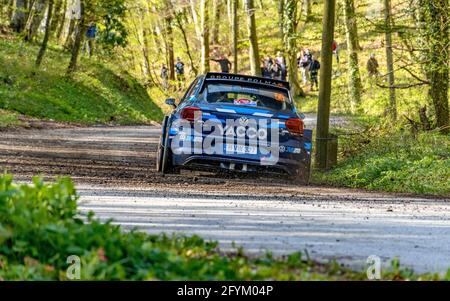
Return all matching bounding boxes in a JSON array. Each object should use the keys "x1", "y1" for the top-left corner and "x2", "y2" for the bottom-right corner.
[{"x1": 156, "y1": 73, "x2": 313, "y2": 184}]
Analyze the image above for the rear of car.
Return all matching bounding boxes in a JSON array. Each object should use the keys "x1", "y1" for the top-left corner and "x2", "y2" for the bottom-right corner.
[{"x1": 157, "y1": 73, "x2": 312, "y2": 184}]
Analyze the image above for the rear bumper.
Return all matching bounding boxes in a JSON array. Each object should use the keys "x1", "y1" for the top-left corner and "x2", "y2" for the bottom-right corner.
[
  {"x1": 172, "y1": 152, "x2": 310, "y2": 176},
  {"x1": 166, "y1": 128, "x2": 313, "y2": 177}
]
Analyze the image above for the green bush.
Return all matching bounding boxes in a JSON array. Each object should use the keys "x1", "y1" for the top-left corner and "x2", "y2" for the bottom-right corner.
[
  {"x1": 0, "y1": 175, "x2": 354, "y2": 280},
  {"x1": 0, "y1": 175, "x2": 447, "y2": 280}
]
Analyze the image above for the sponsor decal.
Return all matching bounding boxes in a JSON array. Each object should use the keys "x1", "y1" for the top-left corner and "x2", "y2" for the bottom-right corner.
[
  {"x1": 253, "y1": 112, "x2": 273, "y2": 118},
  {"x1": 169, "y1": 112, "x2": 308, "y2": 166},
  {"x1": 170, "y1": 114, "x2": 280, "y2": 165},
  {"x1": 279, "y1": 146, "x2": 302, "y2": 154},
  {"x1": 206, "y1": 74, "x2": 289, "y2": 89},
  {"x1": 234, "y1": 98, "x2": 257, "y2": 106},
  {"x1": 238, "y1": 116, "x2": 249, "y2": 126},
  {"x1": 216, "y1": 108, "x2": 236, "y2": 113}
]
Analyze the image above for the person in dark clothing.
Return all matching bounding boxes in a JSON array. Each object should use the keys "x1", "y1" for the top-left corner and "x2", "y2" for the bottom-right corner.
[
  {"x1": 309, "y1": 55, "x2": 320, "y2": 91},
  {"x1": 262, "y1": 56, "x2": 274, "y2": 78},
  {"x1": 210, "y1": 55, "x2": 232, "y2": 73},
  {"x1": 270, "y1": 61, "x2": 283, "y2": 80},
  {"x1": 175, "y1": 57, "x2": 185, "y2": 90},
  {"x1": 280, "y1": 63, "x2": 287, "y2": 81},
  {"x1": 367, "y1": 53, "x2": 380, "y2": 78},
  {"x1": 367, "y1": 53, "x2": 380, "y2": 87}
]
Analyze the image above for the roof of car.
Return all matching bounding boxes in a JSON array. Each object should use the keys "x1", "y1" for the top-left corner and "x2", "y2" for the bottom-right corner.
[{"x1": 204, "y1": 72, "x2": 290, "y2": 90}]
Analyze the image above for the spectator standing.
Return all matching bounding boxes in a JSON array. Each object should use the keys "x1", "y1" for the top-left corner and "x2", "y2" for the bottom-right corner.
[
  {"x1": 84, "y1": 23, "x2": 97, "y2": 57},
  {"x1": 270, "y1": 60, "x2": 282, "y2": 80},
  {"x1": 367, "y1": 53, "x2": 381, "y2": 87},
  {"x1": 262, "y1": 56, "x2": 274, "y2": 78},
  {"x1": 367, "y1": 53, "x2": 380, "y2": 78},
  {"x1": 160, "y1": 64, "x2": 169, "y2": 91},
  {"x1": 175, "y1": 57, "x2": 185, "y2": 90},
  {"x1": 309, "y1": 55, "x2": 321, "y2": 91},
  {"x1": 299, "y1": 49, "x2": 312, "y2": 85},
  {"x1": 275, "y1": 52, "x2": 287, "y2": 81},
  {"x1": 332, "y1": 40, "x2": 339, "y2": 64},
  {"x1": 210, "y1": 55, "x2": 232, "y2": 73},
  {"x1": 332, "y1": 40, "x2": 341, "y2": 76}
]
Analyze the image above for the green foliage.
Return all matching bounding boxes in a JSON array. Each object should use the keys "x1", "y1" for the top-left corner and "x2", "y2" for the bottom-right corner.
[
  {"x1": 92, "y1": 0, "x2": 128, "y2": 50},
  {"x1": 0, "y1": 174, "x2": 351, "y2": 280},
  {"x1": 0, "y1": 174, "x2": 446, "y2": 280},
  {"x1": 313, "y1": 130, "x2": 450, "y2": 196},
  {"x1": 0, "y1": 37, "x2": 162, "y2": 125}
]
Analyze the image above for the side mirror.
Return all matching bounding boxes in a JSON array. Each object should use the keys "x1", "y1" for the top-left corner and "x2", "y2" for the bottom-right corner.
[{"x1": 165, "y1": 98, "x2": 177, "y2": 108}]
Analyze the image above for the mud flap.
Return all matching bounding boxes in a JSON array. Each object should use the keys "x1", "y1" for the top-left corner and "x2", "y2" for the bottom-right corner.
[{"x1": 292, "y1": 129, "x2": 313, "y2": 185}]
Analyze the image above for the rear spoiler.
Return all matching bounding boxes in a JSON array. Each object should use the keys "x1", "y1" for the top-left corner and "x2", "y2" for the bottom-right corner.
[{"x1": 205, "y1": 72, "x2": 290, "y2": 90}]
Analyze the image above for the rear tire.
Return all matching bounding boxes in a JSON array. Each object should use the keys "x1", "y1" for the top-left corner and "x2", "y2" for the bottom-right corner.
[
  {"x1": 160, "y1": 119, "x2": 177, "y2": 175},
  {"x1": 156, "y1": 143, "x2": 164, "y2": 172},
  {"x1": 160, "y1": 141, "x2": 174, "y2": 174},
  {"x1": 156, "y1": 117, "x2": 169, "y2": 172}
]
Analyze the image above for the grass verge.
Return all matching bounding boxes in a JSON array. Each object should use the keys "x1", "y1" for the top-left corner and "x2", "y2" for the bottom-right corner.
[
  {"x1": 0, "y1": 109, "x2": 21, "y2": 128},
  {"x1": 312, "y1": 123, "x2": 450, "y2": 196},
  {"x1": 0, "y1": 36, "x2": 163, "y2": 125}
]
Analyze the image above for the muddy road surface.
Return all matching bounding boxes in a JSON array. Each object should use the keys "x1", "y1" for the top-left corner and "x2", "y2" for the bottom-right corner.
[{"x1": 0, "y1": 120, "x2": 449, "y2": 274}]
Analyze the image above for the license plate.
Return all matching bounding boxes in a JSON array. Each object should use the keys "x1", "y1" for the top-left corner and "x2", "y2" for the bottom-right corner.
[{"x1": 225, "y1": 144, "x2": 257, "y2": 155}]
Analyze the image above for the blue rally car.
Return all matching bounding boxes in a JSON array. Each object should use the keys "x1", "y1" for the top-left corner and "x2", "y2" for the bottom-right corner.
[{"x1": 156, "y1": 72, "x2": 313, "y2": 184}]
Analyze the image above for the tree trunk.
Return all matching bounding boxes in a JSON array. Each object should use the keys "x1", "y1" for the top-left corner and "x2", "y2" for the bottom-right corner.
[
  {"x1": 189, "y1": 0, "x2": 202, "y2": 41},
  {"x1": 384, "y1": 0, "x2": 397, "y2": 121},
  {"x1": 418, "y1": 0, "x2": 449, "y2": 133},
  {"x1": 64, "y1": 17, "x2": 75, "y2": 49},
  {"x1": 200, "y1": 0, "x2": 210, "y2": 73},
  {"x1": 10, "y1": 0, "x2": 27, "y2": 32},
  {"x1": 343, "y1": 0, "x2": 362, "y2": 112},
  {"x1": 141, "y1": 26, "x2": 152, "y2": 80},
  {"x1": 56, "y1": 0, "x2": 67, "y2": 41},
  {"x1": 49, "y1": 0, "x2": 61, "y2": 32},
  {"x1": 231, "y1": 0, "x2": 238, "y2": 73},
  {"x1": 303, "y1": 0, "x2": 312, "y2": 21},
  {"x1": 315, "y1": 0, "x2": 336, "y2": 170},
  {"x1": 50, "y1": 0, "x2": 63, "y2": 35},
  {"x1": 227, "y1": 0, "x2": 232, "y2": 26},
  {"x1": 164, "y1": 5, "x2": 175, "y2": 80},
  {"x1": 211, "y1": 0, "x2": 221, "y2": 45},
  {"x1": 35, "y1": 0, "x2": 53, "y2": 67},
  {"x1": 278, "y1": 0, "x2": 285, "y2": 41},
  {"x1": 245, "y1": 0, "x2": 261, "y2": 76},
  {"x1": 175, "y1": 12, "x2": 198, "y2": 76},
  {"x1": 283, "y1": 0, "x2": 304, "y2": 97},
  {"x1": 24, "y1": 0, "x2": 47, "y2": 42},
  {"x1": 7, "y1": 0, "x2": 15, "y2": 20},
  {"x1": 66, "y1": 0, "x2": 85, "y2": 75}
]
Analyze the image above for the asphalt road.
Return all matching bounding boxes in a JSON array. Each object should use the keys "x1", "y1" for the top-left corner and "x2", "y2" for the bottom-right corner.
[{"x1": 0, "y1": 118, "x2": 449, "y2": 274}]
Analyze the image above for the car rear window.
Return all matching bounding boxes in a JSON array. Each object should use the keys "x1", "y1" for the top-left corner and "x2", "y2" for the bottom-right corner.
[{"x1": 200, "y1": 82, "x2": 293, "y2": 111}]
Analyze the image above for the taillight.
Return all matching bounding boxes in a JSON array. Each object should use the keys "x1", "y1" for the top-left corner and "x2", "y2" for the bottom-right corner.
[
  {"x1": 180, "y1": 106, "x2": 201, "y2": 122},
  {"x1": 285, "y1": 118, "x2": 304, "y2": 136}
]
